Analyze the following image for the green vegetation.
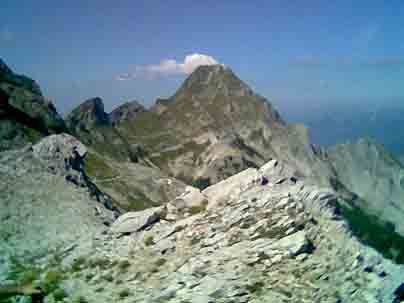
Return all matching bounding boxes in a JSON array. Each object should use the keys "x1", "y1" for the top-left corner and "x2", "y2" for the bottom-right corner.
[
  {"x1": 24, "y1": 126, "x2": 43, "y2": 143},
  {"x1": 101, "y1": 273, "x2": 114, "y2": 282},
  {"x1": 84, "y1": 152, "x2": 116, "y2": 179},
  {"x1": 88, "y1": 257, "x2": 110, "y2": 270},
  {"x1": 246, "y1": 281, "x2": 265, "y2": 294},
  {"x1": 189, "y1": 200, "x2": 209, "y2": 215},
  {"x1": 124, "y1": 111, "x2": 165, "y2": 137},
  {"x1": 190, "y1": 236, "x2": 202, "y2": 246},
  {"x1": 5, "y1": 257, "x2": 40, "y2": 283},
  {"x1": 69, "y1": 295, "x2": 89, "y2": 303},
  {"x1": 41, "y1": 271, "x2": 64, "y2": 293},
  {"x1": 118, "y1": 260, "x2": 131, "y2": 272},
  {"x1": 155, "y1": 258, "x2": 167, "y2": 267},
  {"x1": 85, "y1": 272, "x2": 95, "y2": 282},
  {"x1": 340, "y1": 201, "x2": 404, "y2": 264},
  {"x1": 125, "y1": 189, "x2": 154, "y2": 211},
  {"x1": 144, "y1": 235, "x2": 155, "y2": 246},
  {"x1": 118, "y1": 288, "x2": 131, "y2": 298},
  {"x1": 70, "y1": 256, "x2": 87, "y2": 273},
  {"x1": 53, "y1": 288, "x2": 68, "y2": 301}
]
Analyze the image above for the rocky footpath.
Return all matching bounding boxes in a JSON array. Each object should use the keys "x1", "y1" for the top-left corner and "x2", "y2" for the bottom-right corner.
[{"x1": 17, "y1": 156, "x2": 399, "y2": 303}]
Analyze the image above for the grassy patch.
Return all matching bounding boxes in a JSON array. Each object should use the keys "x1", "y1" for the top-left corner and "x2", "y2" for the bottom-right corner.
[
  {"x1": 155, "y1": 258, "x2": 167, "y2": 267},
  {"x1": 118, "y1": 260, "x2": 131, "y2": 272},
  {"x1": 53, "y1": 288, "x2": 68, "y2": 301},
  {"x1": 118, "y1": 288, "x2": 131, "y2": 298},
  {"x1": 189, "y1": 200, "x2": 208, "y2": 215},
  {"x1": 246, "y1": 281, "x2": 265, "y2": 294},
  {"x1": 101, "y1": 273, "x2": 114, "y2": 282},
  {"x1": 70, "y1": 256, "x2": 87, "y2": 273},
  {"x1": 88, "y1": 257, "x2": 110, "y2": 270},
  {"x1": 84, "y1": 152, "x2": 116, "y2": 179},
  {"x1": 5, "y1": 257, "x2": 41, "y2": 285},
  {"x1": 340, "y1": 201, "x2": 404, "y2": 264},
  {"x1": 144, "y1": 235, "x2": 155, "y2": 246},
  {"x1": 41, "y1": 270, "x2": 65, "y2": 293}
]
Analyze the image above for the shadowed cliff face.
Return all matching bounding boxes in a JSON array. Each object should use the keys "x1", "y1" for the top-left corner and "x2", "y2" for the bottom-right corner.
[{"x1": 0, "y1": 59, "x2": 66, "y2": 151}]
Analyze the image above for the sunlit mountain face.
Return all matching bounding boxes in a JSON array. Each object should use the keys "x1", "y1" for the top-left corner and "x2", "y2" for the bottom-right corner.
[{"x1": 2, "y1": 1, "x2": 404, "y2": 303}]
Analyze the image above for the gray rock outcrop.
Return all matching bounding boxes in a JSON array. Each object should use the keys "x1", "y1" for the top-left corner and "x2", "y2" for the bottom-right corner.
[{"x1": 60, "y1": 158, "x2": 403, "y2": 303}]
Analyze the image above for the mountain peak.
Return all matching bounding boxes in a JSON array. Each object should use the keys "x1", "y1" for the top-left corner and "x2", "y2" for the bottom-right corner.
[
  {"x1": 0, "y1": 58, "x2": 12, "y2": 75},
  {"x1": 110, "y1": 100, "x2": 146, "y2": 125},
  {"x1": 173, "y1": 64, "x2": 254, "y2": 100},
  {"x1": 66, "y1": 97, "x2": 110, "y2": 130}
]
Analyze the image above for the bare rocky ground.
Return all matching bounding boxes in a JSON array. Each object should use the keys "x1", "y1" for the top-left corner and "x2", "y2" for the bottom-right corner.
[{"x1": 1, "y1": 135, "x2": 404, "y2": 303}]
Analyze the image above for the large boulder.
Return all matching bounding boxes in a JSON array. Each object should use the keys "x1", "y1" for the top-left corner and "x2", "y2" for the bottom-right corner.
[
  {"x1": 203, "y1": 168, "x2": 259, "y2": 210},
  {"x1": 111, "y1": 206, "x2": 165, "y2": 234}
]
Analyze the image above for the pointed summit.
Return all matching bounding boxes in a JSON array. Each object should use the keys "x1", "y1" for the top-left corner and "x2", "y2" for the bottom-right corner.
[
  {"x1": 66, "y1": 97, "x2": 110, "y2": 131},
  {"x1": 110, "y1": 100, "x2": 146, "y2": 125},
  {"x1": 0, "y1": 58, "x2": 12, "y2": 75},
  {"x1": 173, "y1": 64, "x2": 254, "y2": 100}
]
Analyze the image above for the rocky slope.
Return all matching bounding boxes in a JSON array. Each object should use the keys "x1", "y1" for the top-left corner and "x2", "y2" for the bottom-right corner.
[
  {"x1": 116, "y1": 65, "x2": 333, "y2": 187},
  {"x1": 2, "y1": 138, "x2": 404, "y2": 302},
  {"x1": 0, "y1": 134, "x2": 115, "y2": 273},
  {"x1": 324, "y1": 139, "x2": 404, "y2": 236},
  {"x1": 0, "y1": 58, "x2": 66, "y2": 151},
  {"x1": 66, "y1": 97, "x2": 187, "y2": 211},
  {"x1": 65, "y1": 97, "x2": 139, "y2": 162}
]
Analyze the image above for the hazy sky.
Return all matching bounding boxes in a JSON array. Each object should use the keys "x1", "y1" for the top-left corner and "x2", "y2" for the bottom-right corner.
[{"x1": 2, "y1": 1, "x2": 404, "y2": 115}]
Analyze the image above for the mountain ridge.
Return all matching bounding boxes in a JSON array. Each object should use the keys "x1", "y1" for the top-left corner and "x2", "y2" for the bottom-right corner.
[{"x1": 1, "y1": 58, "x2": 404, "y2": 302}]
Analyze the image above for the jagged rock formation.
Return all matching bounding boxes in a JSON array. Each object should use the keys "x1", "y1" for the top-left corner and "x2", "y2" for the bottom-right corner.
[
  {"x1": 324, "y1": 139, "x2": 404, "y2": 236},
  {"x1": 0, "y1": 59, "x2": 66, "y2": 151},
  {"x1": 65, "y1": 97, "x2": 138, "y2": 162},
  {"x1": 66, "y1": 98, "x2": 187, "y2": 211},
  {"x1": 117, "y1": 65, "x2": 333, "y2": 187},
  {"x1": 110, "y1": 100, "x2": 146, "y2": 125},
  {"x1": 3, "y1": 148, "x2": 403, "y2": 302}
]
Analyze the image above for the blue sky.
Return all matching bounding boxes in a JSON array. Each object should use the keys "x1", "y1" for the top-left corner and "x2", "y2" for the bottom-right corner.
[{"x1": 1, "y1": 1, "x2": 404, "y2": 115}]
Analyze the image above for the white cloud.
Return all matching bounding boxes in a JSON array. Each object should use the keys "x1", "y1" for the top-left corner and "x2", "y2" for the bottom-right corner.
[
  {"x1": 115, "y1": 53, "x2": 219, "y2": 80},
  {"x1": 179, "y1": 53, "x2": 218, "y2": 74}
]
